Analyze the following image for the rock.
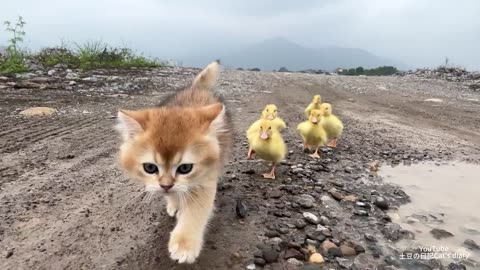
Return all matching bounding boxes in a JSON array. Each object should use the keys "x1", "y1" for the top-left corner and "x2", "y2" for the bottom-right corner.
[
  {"x1": 295, "y1": 219, "x2": 307, "y2": 229},
  {"x1": 430, "y1": 228, "x2": 454, "y2": 239},
  {"x1": 308, "y1": 253, "x2": 324, "y2": 264},
  {"x1": 384, "y1": 255, "x2": 401, "y2": 267},
  {"x1": 254, "y1": 258, "x2": 266, "y2": 266},
  {"x1": 447, "y1": 262, "x2": 467, "y2": 270},
  {"x1": 236, "y1": 199, "x2": 248, "y2": 218},
  {"x1": 69, "y1": 80, "x2": 77, "y2": 86},
  {"x1": 6, "y1": 248, "x2": 14, "y2": 258},
  {"x1": 463, "y1": 239, "x2": 479, "y2": 250},
  {"x1": 246, "y1": 264, "x2": 256, "y2": 270},
  {"x1": 284, "y1": 248, "x2": 304, "y2": 260},
  {"x1": 320, "y1": 240, "x2": 337, "y2": 254},
  {"x1": 406, "y1": 216, "x2": 419, "y2": 224},
  {"x1": 287, "y1": 258, "x2": 304, "y2": 267},
  {"x1": 354, "y1": 244, "x2": 366, "y2": 254},
  {"x1": 269, "y1": 190, "x2": 283, "y2": 198},
  {"x1": 47, "y1": 69, "x2": 56, "y2": 76},
  {"x1": 336, "y1": 257, "x2": 354, "y2": 269},
  {"x1": 66, "y1": 72, "x2": 79, "y2": 80},
  {"x1": 382, "y1": 223, "x2": 403, "y2": 241},
  {"x1": 19, "y1": 107, "x2": 57, "y2": 116},
  {"x1": 344, "y1": 195, "x2": 357, "y2": 202},
  {"x1": 302, "y1": 265, "x2": 322, "y2": 270},
  {"x1": 460, "y1": 224, "x2": 480, "y2": 235},
  {"x1": 374, "y1": 196, "x2": 389, "y2": 210},
  {"x1": 265, "y1": 230, "x2": 279, "y2": 238},
  {"x1": 424, "y1": 98, "x2": 443, "y2": 103},
  {"x1": 262, "y1": 248, "x2": 279, "y2": 263},
  {"x1": 296, "y1": 194, "x2": 315, "y2": 208},
  {"x1": 364, "y1": 233, "x2": 378, "y2": 242},
  {"x1": 303, "y1": 212, "x2": 319, "y2": 224},
  {"x1": 328, "y1": 188, "x2": 344, "y2": 200},
  {"x1": 328, "y1": 247, "x2": 342, "y2": 257},
  {"x1": 354, "y1": 253, "x2": 378, "y2": 269},
  {"x1": 319, "y1": 216, "x2": 330, "y2": 226},
  {"x1": 339, "y1": 244, "x2": 356, "y2": 256},
  {"x1": 13, "y1": 81, "x2": 44, "y2": 89}
]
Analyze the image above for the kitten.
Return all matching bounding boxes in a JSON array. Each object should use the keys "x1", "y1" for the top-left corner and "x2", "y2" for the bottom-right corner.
[{"x1": 115, "y1": 61, "x2": 232, "y2": 263}]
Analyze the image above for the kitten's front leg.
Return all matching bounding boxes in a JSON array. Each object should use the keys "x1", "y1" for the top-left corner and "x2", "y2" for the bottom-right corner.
[
  {"x1": 168, "y1": 186, "x2": 216, "y2": 264},
  {"x1": 165, "y1": 195, "x2": 178, "y2": 217}
]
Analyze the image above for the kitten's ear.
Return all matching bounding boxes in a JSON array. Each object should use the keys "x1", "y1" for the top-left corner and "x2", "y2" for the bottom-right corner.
[
  {"x1": 200, "y1": 103, "x2": 227, "y2": 133},
  {"x1": 191, "y1": 60, "x2": 220, "y2": 90},
  {"x1": 116, "y1": 110, "x2": 146, "y2": 141}
]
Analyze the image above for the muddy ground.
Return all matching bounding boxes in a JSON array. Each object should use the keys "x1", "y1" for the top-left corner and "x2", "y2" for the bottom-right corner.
[{"x1": 1, "y1": 66, "x2": 479, "y2": 270}]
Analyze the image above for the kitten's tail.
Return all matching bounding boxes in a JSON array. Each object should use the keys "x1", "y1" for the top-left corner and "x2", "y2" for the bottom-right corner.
[{"x1": 192, "y1": 60, "x2": 220, "y2": 91}]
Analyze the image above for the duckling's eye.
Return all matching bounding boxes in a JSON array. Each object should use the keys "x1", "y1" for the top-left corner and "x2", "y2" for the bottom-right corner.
[
  {"x1": 266, "y1": 109, "x2": 269, "y2": 112},
  {"x1": 177, "y1": 164, "x2": 194, "y2": 175},
  {"x1": 274, "y1": 110, "x2": 277, "y2": 112},
  {"x1": 269, "y1": 127, "x2": 272, "y2": 130},
  {"x1": 143, "y1": 163, "x2": 158, "y2": 174}
]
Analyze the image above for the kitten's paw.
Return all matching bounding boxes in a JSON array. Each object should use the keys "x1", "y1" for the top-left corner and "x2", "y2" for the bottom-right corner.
[
  {"x1": 166, "y1": 203, "x2": 177, "y2": 217},
  {"x1": 168, "y1": 232, "x2": 202, "y2": 264}
]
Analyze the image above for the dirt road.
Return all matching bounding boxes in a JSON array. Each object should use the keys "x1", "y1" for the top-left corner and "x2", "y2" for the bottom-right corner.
[{"x1": 1, "y1": 67, "x2": 479, "y2": 270}]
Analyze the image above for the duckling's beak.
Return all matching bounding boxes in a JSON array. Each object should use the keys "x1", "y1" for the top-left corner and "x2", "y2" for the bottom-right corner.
[
  {"x1": 311, "y1": 117, "x2": 318, "y2": 123},
  {"x1": 260, "y1": 131, "x2": 269, "y2": 140},
  {"x1": 267, "y1": 114, "x2": 274, "y2": 120}
]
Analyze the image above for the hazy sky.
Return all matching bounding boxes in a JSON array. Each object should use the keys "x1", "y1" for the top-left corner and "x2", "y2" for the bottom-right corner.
[{"x1": 1, "y1": 0, "x2": 479, "y2": 70}]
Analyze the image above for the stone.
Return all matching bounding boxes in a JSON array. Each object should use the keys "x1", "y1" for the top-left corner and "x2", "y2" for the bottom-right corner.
[
  {"x1": 463, "y1": 239, "x2": 479, "y2": 250},
  {"x1": 262, "y1": 248, "x2": 279, "y2": 263},
  {"x1": 303, "y1": 212, "x2": 319, "y2": 224},
  {"x1": 354, "y1": 253, "x2": 378, "y2": 269},
  {"x1": 336, "y1": 257, "x2": 354, "y2": 269},
  {"x1": 354, "y1": 244, "x2": 366, "y2": 254},
  {"x1": 430, "y1": 228, "x2": 454, "y2": 239},
  {"x1": 296, "y1": 194, "x2": 315, "y2": 208},
  {"x1": 447, "y1": 262, "x2": 467, "y2": 270},
  {"x1": 319, "y1": 216, "x2": 330, "y2": 226},
  {"x1": 269, "y1": 190, "x2": 283, "y2": 198},
  {"x1": 246, "y1": 264, "x2": 256, "y2": 270},
  {"x1": 374, "y1": 196, "x2": 389, "y2": 210},
  {"x1": 364, "y1": 233, "x2": 378, "y2": 242},
  {"x1": 302, "y1": 265, "x2": 322, "y2": 270},
  {"x1": 382, "y1": 223, "x2": 403, "y2": 241},
  {"x1": 328, "y1": 188, "x2": 344, "y2": 200},
  {"x1": 66, "y1": 72, "x2": 79, "y2": 80},
  {"x1": 344, "y1": 195, "x2": 357, "y2": 202},
  {"x1": 284, "y1": 248, "x2": 304, "y2": 260},
  {"x1": 236, "y1": 199, "x2": 248, "y2": 218},
  {"x1": 47, "y1": 69, "x2": 57, "y2": 76},
  {"x1": 308, "y1": 253, "x2": 324, "y2": 264},
  {"x1": 19, "y1": 107, "x2": 57, "y2": 116},
  {"x1": 295, "y1": 219, "x2": 307, "y2": 229},
  {"x1": 328, "y1": 247, "x2": 342, "y2": 257},
  {"x1": 320, "y1": 240, "x2": 337, "y2": 254},
  {"x1": 69, "y1": 80, "x2": 77, "y2": 86},
  {"x1": 339, "y1": 244, "x2": 357, "y2": 256},
  {"x1": 287, "y1": 258, "x2": 304, "y2": 267},
  {"x1": 265, "y1": 230, "x2": 279, "y2": 238},
  {"x1": 254, "y1": 258, "x2": 266, "y2": 266}
]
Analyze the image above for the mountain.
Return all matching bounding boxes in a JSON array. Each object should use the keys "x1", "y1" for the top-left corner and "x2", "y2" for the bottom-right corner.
[{"x1": 212, "y1": 38, "x2": 404, "y2": 71}]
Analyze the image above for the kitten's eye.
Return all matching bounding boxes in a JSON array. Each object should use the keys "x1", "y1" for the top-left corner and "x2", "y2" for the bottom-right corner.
[
  {"x1": 177, "y1": 163, "x2": 193, "y2": 175},
  {"x1": 143, "y1": 163, "x2": 158, "y2": 174}
]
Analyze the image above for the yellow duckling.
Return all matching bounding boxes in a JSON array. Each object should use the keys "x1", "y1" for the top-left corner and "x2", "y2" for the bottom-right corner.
[
  {"x1": 319, "y1": 103, "x2": 343, "y2": 148},
  {"x1": 246, "y1": 104, "x2": 286, "y2": 159},
  {"x1": 250, "y1": 119, "x2": 287, "y2": 179},
  {"x1": 304, "y1": 95, "x2": 322, "y2": 118},
  {"x1": 297, "y1": 109, "x2": 328, "y2": 159}
]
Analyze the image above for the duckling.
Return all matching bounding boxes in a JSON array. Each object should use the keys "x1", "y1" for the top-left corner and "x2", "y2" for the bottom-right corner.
[
  {"x1": 246, "y1": 104, "x2": 286, "y2": 159},
  {"x1": 297, "y1": 109, "x2": 327, "y2": 159},
  {"x1": 249, "y1": 119, "x2": 287, "y2": 179},
  {"x1": 319, "y1": 103, "x2": 343, "y2": 148},
  {"x1": 304, "y1": 95, "x2": 322, "y2": 119}
]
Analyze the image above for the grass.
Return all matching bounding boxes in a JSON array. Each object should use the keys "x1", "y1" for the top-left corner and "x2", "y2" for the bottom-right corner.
[{"x1": 0, "y1": 17, "x2": 164, "y2": 75}]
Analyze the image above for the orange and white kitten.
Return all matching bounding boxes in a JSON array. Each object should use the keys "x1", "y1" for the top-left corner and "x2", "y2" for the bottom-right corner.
[{"x1": 115, "y1": 61, "x2": 232, "y2": 264}]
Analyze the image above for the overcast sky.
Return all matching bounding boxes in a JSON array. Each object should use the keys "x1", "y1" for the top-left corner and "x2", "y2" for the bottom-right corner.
[{"x1": 1, "y1": 0, "x2": 479, "y2": 70}]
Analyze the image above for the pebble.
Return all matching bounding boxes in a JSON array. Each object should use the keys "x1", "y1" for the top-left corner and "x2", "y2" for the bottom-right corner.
[
  {"x1": 296, "y1": 194, "x2": 315, "y2": 208},
  {"x1": 246, "y1": 264, "x2": 256, "y2": 270},
  {"x1": 374, "y1": 196, "x2": 389, "y2": 210},
  {"x1": 320, "y1": 240, "x2": 337, "y2": 254},
  {"x1": 6, "y1": 248, "x2": 14, "y2": 258},
  {"x1": 353, "y1": 253, "x2": 377, "y2": 269},
  {"x1": 430, "y1": 228, "x2": 454, "y2": 239},
  {"x1": 343, "y1": 195, "x2": 357, "y2": 202},
  {"x1": 463, "y1": 239, "x2": 479, "y2": 250},
  {"x1": 295, "y1": 219, "x2": 307, "y2": 229},
  {"x1": 269, "y1": 190, "x2": 283, "y2": 198},
  {"x1": 236, "y1": 199, "x2": 248, "y2": 218},
  {"x1": 447, "y1": 262, "x2": 467, "y2": 270},
  {"x1": 364, "y1": 233, "x2": 377, "y2": 242},
  {"x1": 319, "y1": 216, "x2": 330, "y2": 226},
  {"x1": 328, "y1": 188, "x2": 344, "y2": 200},
  {"x1": 308, "y1": 253, "x2": 324, "y2": 264},
  {"x1": 339, "y1": 244, "x2": 357, "y2": 256},
  {"x1": 254, "y1": 258, "x2": 266, "y2": 266},
  {"x1": 287, "y1": 258, "x2": 304, "y2": 266},
  {"x1": 47, "y1": 69, "x2": 56, "y2": 76},
  {"x1": 303, "y1": 212, "x2": 319, "y2": 224},
  {"x1": 69, "y1": 80, "x2": 77, "y2": 86},
  {"x1": 336, "y1": 257, "x2": 354, "y2": 269},
  {"x1": 284, "y1": 248, "x2": 304, "y2": 260},
  {"x1": 262, "y1": 248, "x2": 279, "y2": 263},
  {"x1": 265, "y1": 230, "x2": 279, "y2": 238}
]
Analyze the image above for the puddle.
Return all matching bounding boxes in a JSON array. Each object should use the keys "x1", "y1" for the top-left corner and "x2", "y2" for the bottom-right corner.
[{"x1": 381, "y1": 162, "x2": 480, "y2": 264}]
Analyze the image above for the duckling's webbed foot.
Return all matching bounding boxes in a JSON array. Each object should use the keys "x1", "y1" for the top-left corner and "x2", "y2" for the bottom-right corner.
[
  {"x1": 262, "y1": 163, "x2": 276, "y2": 179},
  {"x1": 327, "y1": 138, "x2": 337, "y2": 148},
  {"x1": 309, "y1": 147, "x2": 321, "y2": 159},
  {"x1": 303, "y1": 143, "x2": 310, "y2": 153}
]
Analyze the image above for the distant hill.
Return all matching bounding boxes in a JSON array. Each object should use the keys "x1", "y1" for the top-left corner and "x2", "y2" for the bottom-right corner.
[{"x1": 219, "y1": 38, "x2": 403, "y2": 71}]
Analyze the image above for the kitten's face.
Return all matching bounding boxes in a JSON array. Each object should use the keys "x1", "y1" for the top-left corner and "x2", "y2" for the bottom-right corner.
[{"x1": 116, "y1": 103, "x2": 224, "y2": 194}]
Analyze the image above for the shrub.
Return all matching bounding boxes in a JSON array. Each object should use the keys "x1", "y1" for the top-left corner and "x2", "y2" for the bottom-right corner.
[{"x1": 0, "y1": 16, "x2": 29, "y2": 74}]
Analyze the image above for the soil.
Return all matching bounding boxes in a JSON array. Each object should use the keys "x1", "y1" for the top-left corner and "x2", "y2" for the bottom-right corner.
[{"x1": 1, "y1": 67, "x2": 479, "y2": 270}]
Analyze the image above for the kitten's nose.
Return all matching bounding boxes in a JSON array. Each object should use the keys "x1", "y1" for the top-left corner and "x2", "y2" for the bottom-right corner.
[{"x1": 160, "y1": 184, "x2": 174, "y2": 192}]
